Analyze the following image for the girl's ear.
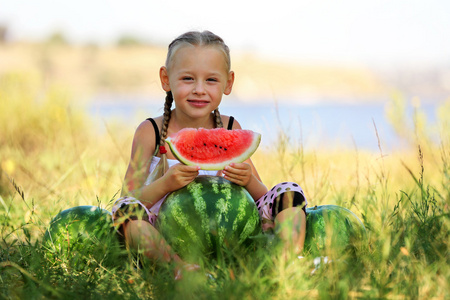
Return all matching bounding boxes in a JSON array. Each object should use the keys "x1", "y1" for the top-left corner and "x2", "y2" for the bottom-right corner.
[
  {"x1": 160, "y1": 66, "x2": 171, "y2": 92},
  {"x1": 224, "y1": 71, "x2": 235, "y2": 95}
]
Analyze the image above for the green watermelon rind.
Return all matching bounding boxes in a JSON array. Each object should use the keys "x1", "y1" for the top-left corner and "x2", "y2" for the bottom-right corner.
[
  {"x1": 43, "y1": 205, "x2": 121, "y2": 268},
  {"x1": 157, "y1": 176, "x2": 262, "y2": 259},
  {"x1": 304, "y1": 205, "x2": 367, "y2": 257},
  {"x1": 165, "y1": 128, "x2": 261, "y2": 170},
  {"x1": 44, "y1": 206, "x2": 113, "y2": 246}
]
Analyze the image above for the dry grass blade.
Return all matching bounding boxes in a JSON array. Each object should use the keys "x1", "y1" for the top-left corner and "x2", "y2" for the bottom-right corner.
[
  {"x1": 0, "y1": 261, "x2": 62, "y2": 297},
  {"x1": 5, "y1": 173, "x2": 25, "y2": 202},
  {"x1": 372, "y1": 118, "x2": 387, "y2": 160}
]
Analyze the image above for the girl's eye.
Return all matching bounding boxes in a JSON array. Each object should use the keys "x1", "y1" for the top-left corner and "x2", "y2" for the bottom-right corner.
[
  {"x1": 182, "y1": 77, "x2": 193, "y2": 81},
  {"x1": 207, "y1": 78, "x2": 218, "y2": 82}
]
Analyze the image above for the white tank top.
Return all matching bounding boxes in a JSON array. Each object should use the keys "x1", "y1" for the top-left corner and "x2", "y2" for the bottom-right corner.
[{"x1": 145, "y1": 156, "x2": 218, "y2": 215}]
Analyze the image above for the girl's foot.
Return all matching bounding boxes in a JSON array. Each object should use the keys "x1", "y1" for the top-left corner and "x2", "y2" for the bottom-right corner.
[
  {"x1": 310, "y1": 256, "x2": 332, "y2": 275},
  {"x1": 174, "y1": 263, "x2": 200, "y2": 280}
]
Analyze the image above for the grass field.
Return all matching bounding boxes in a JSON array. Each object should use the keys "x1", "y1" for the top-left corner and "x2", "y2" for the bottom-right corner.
[{"x1": 0, "y1": 72, "x2": 449, "y2": 299}]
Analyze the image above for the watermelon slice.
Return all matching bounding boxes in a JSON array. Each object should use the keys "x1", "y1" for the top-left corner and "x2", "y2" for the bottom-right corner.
[{"x1": 165, "y1": 128, "x2": 261, "y2": 170}]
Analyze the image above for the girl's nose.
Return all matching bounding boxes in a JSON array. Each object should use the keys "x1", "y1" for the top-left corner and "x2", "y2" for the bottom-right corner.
[{"x1": 193, "y1": 82, "x2": 206, "y2": 95}]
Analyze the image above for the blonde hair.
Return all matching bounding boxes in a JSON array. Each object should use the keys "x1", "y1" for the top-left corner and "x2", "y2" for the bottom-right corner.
[
  {"x1": 159, "y1": 31, "x2": 230, "y2": 146},
  {"x1": 166, "y1": 30, "x2": 231, "y2": 72}
]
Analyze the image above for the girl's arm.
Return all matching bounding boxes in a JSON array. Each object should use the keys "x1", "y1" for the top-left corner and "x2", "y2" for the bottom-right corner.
[
  {"x1": 121, "y1": 120, "x2": 171, "y2": 207},
  {"x1": 122, "y1": 120, "x2": 199, "y2": 208},
  {"x1": 136, "y1": 163, "x2": 199, "y2": 206},
  {"x1": 122, "y1": 120, "x2": 155, "y2": 196}
]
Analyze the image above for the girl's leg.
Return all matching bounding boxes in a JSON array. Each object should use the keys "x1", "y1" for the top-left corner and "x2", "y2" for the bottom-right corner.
[
  {"x1": 124, "y1": 219, "x2": 181, "y2": 264},
  {"x1": 275, "y1": 206, "x2": 306, "y2": 258},
  {"x1": 123, "y1": 220, "x2": 199, "y2": 279},
  {"x1": 112, "y1": 197, "x2": 175, "y2": 262},
  {"x1": 256, "y1": 183, "x2": 308, "y2": 257},
  {"x1": 112, "y1": 197, "x2": 199, "y2": 279}
]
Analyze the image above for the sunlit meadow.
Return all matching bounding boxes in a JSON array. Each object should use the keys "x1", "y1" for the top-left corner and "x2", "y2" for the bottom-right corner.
[{"x1": 1, "y1": 68, "x2": 449, "y2": 298}]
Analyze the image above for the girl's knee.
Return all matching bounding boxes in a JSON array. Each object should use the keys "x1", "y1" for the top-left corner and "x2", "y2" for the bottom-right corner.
[
  {"x1": 125, "y1": 219, "x2": 156, "y2": 236},
  {"x1": 272, "y1": 190, "x2": 307, "y2": 218},
  {"x1": 256, "y1": 181, "x2": 308, "y2": 229},
  {"x1": 124, "y1": 220, "x2": 158, "y2": 249},
  {"x1": 274, "y1": 207, "x2": 306, "y2": 225}
]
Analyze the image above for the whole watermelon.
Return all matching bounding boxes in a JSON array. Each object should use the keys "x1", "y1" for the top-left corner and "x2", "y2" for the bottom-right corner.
[
  {"x1": 43, "y1": 205, "x2": 121, "y2": 269},
  {"x1": 304, "y1": 205, "x2": 367, "y2": 257},
  {"x1": 157, "y1": 176, "x2": 262, "y2": 260}
]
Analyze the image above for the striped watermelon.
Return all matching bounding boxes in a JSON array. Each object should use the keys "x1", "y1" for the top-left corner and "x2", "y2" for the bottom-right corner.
[
  {"x1": 43, "y1": 206, "x2": 122, "y2": 269},
  {"x1": 304, "y1": 205, "x2": 367, "y2": 257},
  {"x1": 157, "y1": 176, "x2": 261, "y2": 259},
  {"x1": 165, "y1": 128, "x2": 261, "y2": 170}
]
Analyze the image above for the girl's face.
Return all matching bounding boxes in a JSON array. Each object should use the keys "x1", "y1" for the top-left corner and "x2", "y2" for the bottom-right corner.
[{"x1": 160, "y1": 45, "x2": 234, "y2": 120}]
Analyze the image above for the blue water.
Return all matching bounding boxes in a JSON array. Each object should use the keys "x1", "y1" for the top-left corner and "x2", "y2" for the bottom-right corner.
[{"x1": 88, "y1": 98, "x2": 440, "y2": 151}]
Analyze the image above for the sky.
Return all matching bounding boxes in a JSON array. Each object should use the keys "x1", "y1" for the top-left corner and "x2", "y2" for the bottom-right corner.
[{"x1": 1, "y1": 0, "x2": 450, "y2": 66}]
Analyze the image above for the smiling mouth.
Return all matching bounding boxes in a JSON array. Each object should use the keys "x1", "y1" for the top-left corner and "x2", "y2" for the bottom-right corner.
[
  {"x1": 187, "y1": 100, "x2": 210, "y2": 106},
  {"x1": 188, "y1": 100, "x2": 209, "y2": 103}
]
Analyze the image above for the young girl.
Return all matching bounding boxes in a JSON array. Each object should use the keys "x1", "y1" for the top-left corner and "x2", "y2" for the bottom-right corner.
[{"x1": 112, "y1": 31, "x2": 308, "y2": 278}]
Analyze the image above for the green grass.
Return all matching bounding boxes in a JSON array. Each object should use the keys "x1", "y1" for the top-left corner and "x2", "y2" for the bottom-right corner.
[{"x1": 1, "y1": 72, "x2": 449, "y2": 299}]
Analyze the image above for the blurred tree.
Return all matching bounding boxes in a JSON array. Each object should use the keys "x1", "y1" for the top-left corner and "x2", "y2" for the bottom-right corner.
[
  {"x1": 116, "y1": 34, "x2": 145, "y2": 47},
  {"x1": 0, "y1": 24, "x2": 7, "y2": 43},
  {"x1": 46, "y1": 31, "x2": 69, "y2": 45}
]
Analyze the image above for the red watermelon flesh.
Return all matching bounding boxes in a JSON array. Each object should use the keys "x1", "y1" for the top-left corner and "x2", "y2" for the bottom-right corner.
[{"x1": 165, "y1": 128, "x2": 261, "y2": 170}]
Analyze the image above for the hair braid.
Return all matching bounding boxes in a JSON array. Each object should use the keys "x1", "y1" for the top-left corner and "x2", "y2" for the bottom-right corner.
[
  {"x1": 213, "y1": 109, "x2": 223, "y2": 128},
  {"x1": 160, "y1": 91, "x2": 173, "y2": 146},
  {"x1": 146, "y1": 92, "x2": 171, "y2": 182}
]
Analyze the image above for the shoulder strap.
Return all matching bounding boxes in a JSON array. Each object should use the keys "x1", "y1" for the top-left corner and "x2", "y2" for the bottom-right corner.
[
  {"x1": 227, "y1": 116, "x2": 234, "y2": 130},
  {"x1": 146, "y1": 118, "x2": 160, "y2": 155}
]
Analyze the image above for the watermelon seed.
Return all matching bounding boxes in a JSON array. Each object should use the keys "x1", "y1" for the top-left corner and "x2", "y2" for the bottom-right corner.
[
  {"x1": 203, "y1": 143, "x2": 207, "y2": 146},
  {"x1": 224, "y1": 148, "x2": 227, "y2": 151}
]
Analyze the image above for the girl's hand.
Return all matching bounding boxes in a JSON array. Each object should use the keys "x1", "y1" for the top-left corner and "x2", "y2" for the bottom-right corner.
[
  {"x1": 222, "y1": 163, "x2": 253, "y2": 186},
  {"x1": 162, "y1": 163, "x2": 200, "y2": 192}
]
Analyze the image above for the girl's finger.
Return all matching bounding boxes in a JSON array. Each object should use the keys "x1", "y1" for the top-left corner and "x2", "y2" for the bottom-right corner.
[
  {"x1": 224, "y1": 166, "x2": 243, "y2": 176},
  {"x1": 178, "y1": 165, "x2": 200, "y2": 172},
  {"x1": 229, "y1": 163, "x2": 250, "y2": 170},
  {"x1": 223, "y1": 172, "x2": 241, "y2": 182}
]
